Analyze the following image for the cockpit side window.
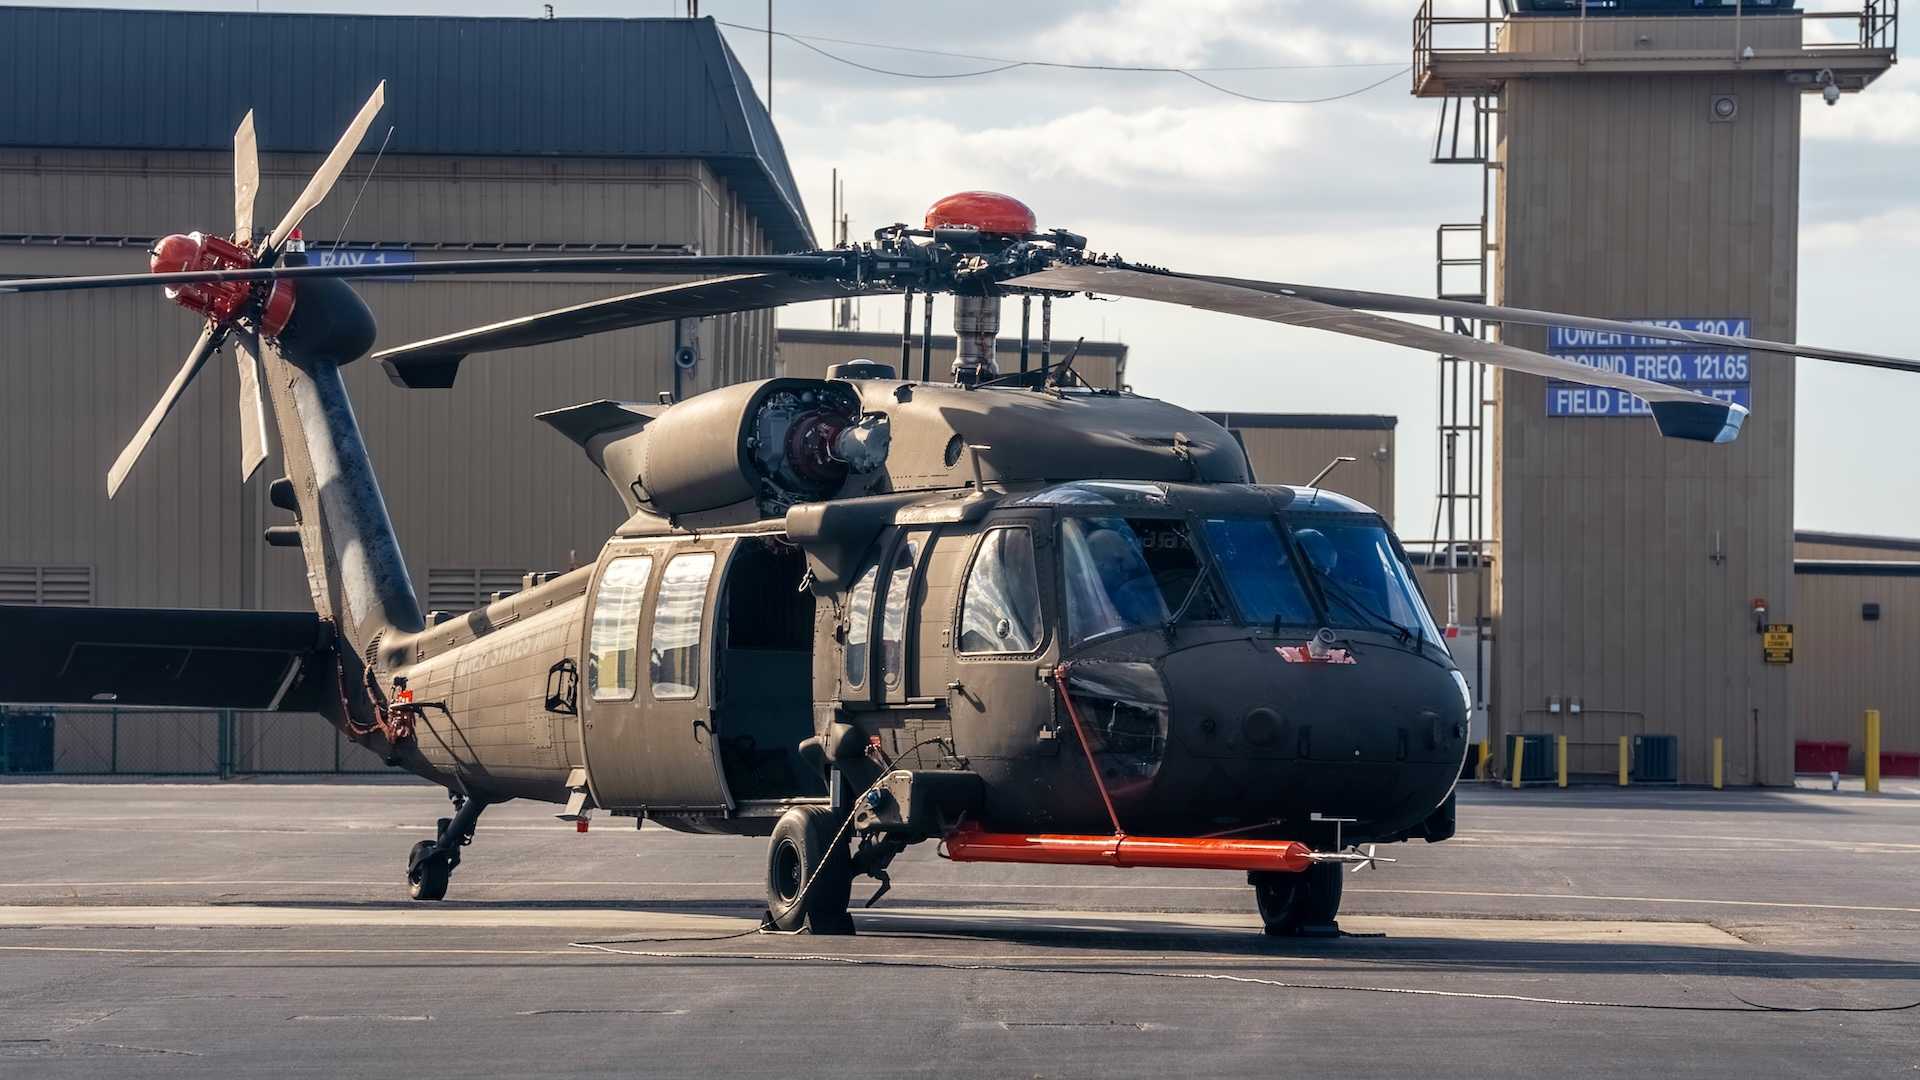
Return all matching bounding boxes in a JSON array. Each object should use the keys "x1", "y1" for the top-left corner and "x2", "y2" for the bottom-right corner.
[
  {"x1": 1059, "y1": 516, "x2": 1221, "y2": 646},
  {"x1": 959, "y1": 528, "x2": 1043, "y2": 655},
  {"x1": 880, "y1": 539, "x2": 921, "y2": 688},
  {"x1": 843, "y1": 562, "x2": 880, "y2": 688}
]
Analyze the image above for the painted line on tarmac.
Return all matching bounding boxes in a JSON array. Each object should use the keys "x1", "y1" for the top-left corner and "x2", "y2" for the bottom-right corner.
[
  {"x1": 1443, "y1": 834, "x2": 1920, "y2": 849},
  {"x1": 1346, "y1": 888, "x2": 1920, "y2": 915},
  {"x1": 5, "y1": 880, "x2": 1918, "y2": 921},
  {"x1": 8, "y1": 878, "x2": 1920, "y2": 915},
  {"x1": 6, "y1": 944, "x2": 1916, "y2": 978}
]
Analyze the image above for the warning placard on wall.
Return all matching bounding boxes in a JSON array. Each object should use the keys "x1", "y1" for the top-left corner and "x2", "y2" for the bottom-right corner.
[{"x1": 1762, "y1": 624, "x2": 1794, "y2": 664}]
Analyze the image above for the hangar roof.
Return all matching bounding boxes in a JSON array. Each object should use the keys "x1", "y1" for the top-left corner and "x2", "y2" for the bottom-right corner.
[{"x1": 0, "y1": 7, "x2": 814, "y2": 250}]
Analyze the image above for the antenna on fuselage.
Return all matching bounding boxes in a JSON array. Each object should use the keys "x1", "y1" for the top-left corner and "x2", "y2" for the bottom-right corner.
[{"x1": 1304, "y1": 456, "x2": 1357, "y2": 507}]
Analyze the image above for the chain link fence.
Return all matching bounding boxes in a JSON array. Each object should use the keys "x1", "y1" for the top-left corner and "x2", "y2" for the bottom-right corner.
[{"x1": 0, "y1": 706, "x2": 390, "y2": 776}]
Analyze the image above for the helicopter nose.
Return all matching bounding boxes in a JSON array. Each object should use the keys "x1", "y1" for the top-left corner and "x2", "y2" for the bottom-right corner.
[{"x1": 1153, "y1": 637, "x2": 1468, "y2": 836}]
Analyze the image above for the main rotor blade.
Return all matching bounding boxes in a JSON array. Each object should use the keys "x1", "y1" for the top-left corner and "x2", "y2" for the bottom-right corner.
[
  {"x1": 1008, "y1": 265, "x2": 1747, "y2": 444},
  {"x1": 233, "y1": 329, "x2": 271, "y2": 483},
  {"x1": 107, "y1": 323, "x2": 227, "y2": 498},
  {"x1": 233, "y1": 110, "x2": 259, "y2": 248},
  {"x1": 264, "y1": 82, "x2": 385, "y2": 255},
  {"x1": 374, "y1": 273, "x2": 897, "y2": 387},
  {"x1": 0, "y1": 254, "x2": 851, "y2": 296},
  {"x1": 1189, "y1": 273, "x2": 1920, "y2": 377}
]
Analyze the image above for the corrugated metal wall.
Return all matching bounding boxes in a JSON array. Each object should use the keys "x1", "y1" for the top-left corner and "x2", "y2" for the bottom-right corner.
[
  {"x1": 1227, "y1": 423, "x2": 1396, "y2": 524},
  {"x1": 1791, "y1": 568, "x2": 1920, "y2": 769},
  {"x1": 1494, "y1": 63, "x2": 1800, "y2": 785}
]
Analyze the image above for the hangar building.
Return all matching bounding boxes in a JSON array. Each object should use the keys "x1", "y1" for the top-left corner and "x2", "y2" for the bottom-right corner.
[{"x1": 0, "y1": 7, "x2": 807, "y2": 772}]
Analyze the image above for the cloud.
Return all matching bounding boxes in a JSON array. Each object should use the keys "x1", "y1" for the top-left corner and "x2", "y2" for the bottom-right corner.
[{"x1": 1803, "y1": 90, "x2": 1920, "y2": 145}]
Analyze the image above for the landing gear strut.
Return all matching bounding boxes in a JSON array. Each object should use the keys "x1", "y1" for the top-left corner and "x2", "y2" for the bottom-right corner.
[
  {"x1": 1250, "y1": 862, "x2": 1344, "y2": 937},
  {"x1": 407, "y1": 791, "x2": 488, "y2": 901},
  {"x1": 764, "y1": 804, "x2": 855, "y2": 934}
]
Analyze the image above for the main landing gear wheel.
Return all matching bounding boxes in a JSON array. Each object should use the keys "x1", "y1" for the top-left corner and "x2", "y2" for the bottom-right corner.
[
  {"x1": 765, "y1": 805, "x2": 855, "y2": 935},
  {"x1": 407, "y1": 838, "x2": 453, "y2": 901},
  {"x1": 407, "y1": 796, "x2": 487, "y2": 902},
  {"x1": 1250, "y1": 862, "x2": 1345, "y2": 937}
]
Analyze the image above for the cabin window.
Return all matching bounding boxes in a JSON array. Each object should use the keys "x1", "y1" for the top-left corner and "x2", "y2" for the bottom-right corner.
[
  {"x1": 959, "y1": 528, "x2": 1042, "y2": 655},
  {"x1": 881, "y1": 540, "x2": 921, "y2": 688},
  {"x1": 1059, "y1": 516, "x2": 1221, "y2": 646},
  {"x1": 843, "y1": 563, "x2": 880, "y2": 689},
  {"x1": 1202, "y1": 518, "x2": 1317, "y2": 627},
  {"x1": 587, "y1": 555, "x2": 653, "y2": 701},
  {"x1": 651, "y1": 552, "x2": 715, "y2": 700}
]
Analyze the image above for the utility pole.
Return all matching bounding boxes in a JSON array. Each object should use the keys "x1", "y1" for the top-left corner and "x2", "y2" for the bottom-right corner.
[
  {"x1": 830, "y1": 169, "x2": 856, "y2": 330},
  {"x1": 766, "y1": 0, "x2": 773, "y2": 116}
]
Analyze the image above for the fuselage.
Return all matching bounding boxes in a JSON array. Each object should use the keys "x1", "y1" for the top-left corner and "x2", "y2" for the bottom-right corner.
[{"x1": 378, "y1": 478, "x2": 1467, "y2": 848}]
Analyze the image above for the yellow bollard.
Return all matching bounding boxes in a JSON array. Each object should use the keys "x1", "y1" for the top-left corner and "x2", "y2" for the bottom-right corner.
[
  {"x1": 1866, "y1": 709, "x2": 1882, "y2": 794},
  {"x1": 1510, "y1": 735, "x2": 1526, "y2": 790},
  {"x1": 1712, "y1": 736, "x2": 1724, "y2": 790},
  {"x1": 1477, "y1": 739, "x2": 1491, "y2": 781},
  {"x1": 1618, "y1": 735, "x2": 1630, "y2": 787},
  {"x1": 1557, "y1": 735, "x2": 1569, "y2": 788}
]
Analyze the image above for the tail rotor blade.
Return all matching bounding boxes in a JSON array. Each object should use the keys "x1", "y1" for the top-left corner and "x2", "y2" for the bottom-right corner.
[
  {"x1": 233, "y1": 329, "x2": 271, "y2": 483},
  {"x1": 107, "y1": 323, "x2": 225, "y2": 498},
  {"x1": 264, "y1": 81, "x2": 385, "y2": 255},
  {"x1": 233, "y1": 110, "x2": 259, "y2": 247}
]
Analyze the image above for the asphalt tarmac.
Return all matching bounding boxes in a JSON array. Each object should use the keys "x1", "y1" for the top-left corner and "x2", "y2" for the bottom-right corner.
[{"x1": 1, "y1": 779, "x2": 1917, "y2": 1078}]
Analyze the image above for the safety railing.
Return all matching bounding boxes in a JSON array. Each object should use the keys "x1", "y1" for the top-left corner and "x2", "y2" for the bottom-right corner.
[
  {"x1": 1804, "y1": 0, "x2": 1898, "y2": 50},
  {"x1": 1416, "y1": 0, "x2": 1898, "y2": 89}
]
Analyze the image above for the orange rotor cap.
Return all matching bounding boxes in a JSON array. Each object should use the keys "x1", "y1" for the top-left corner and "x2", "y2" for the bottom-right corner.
[{"x1": 924, "y1": 191, "x2": 1037, "y2": 236}]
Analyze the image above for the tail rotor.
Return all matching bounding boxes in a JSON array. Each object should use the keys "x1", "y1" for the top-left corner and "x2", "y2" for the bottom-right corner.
[{"x1": 108, "y1": 82, "x2": 386, "y2": 497}]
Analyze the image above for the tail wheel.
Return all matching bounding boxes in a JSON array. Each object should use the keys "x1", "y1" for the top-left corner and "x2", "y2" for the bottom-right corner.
[
  {"x1": 407, "y1": 839, "x2": 452, "y2": 901},
  {"x1": 765, "y1": 805, "x2": 855, "y2": 934},
  {"x1": 1250, "y1": 862, "x2": 1344, "y2": 937}
]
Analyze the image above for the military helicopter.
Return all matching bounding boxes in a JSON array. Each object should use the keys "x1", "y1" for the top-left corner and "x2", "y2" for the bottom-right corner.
[{"x1": 6, "y1": 86, "x2": 1916, "y2": 936}]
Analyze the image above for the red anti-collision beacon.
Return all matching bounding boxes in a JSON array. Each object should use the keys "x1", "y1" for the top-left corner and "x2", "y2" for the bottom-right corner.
[{"x1": 924, "y1": 191, "x2": 1037, "y2": 237}]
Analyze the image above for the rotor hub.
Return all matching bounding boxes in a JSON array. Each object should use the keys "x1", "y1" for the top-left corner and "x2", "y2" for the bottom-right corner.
[{"x1": 148, "y1": 230, "x2": 295, "y2": 335}]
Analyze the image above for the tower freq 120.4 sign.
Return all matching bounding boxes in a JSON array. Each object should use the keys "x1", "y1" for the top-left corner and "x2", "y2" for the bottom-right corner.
[{"x1": 1544, "y1": 317, "x2": 1753, "y2": 419}]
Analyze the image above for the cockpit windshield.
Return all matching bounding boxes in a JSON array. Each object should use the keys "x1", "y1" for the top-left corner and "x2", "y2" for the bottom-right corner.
[
  {"x1": 1201, "y1": 518, "x2": 1318, "y2": 627},
  {"x1": 1289, "y1": 518, "x2": 1442, "y2": 643},
  {"x1": 1059, "y1": 516, "x2": 1222, "y2": 645},
  {"x1": 1057, "y1": 510, "x2": 1441, "y2": 649}
]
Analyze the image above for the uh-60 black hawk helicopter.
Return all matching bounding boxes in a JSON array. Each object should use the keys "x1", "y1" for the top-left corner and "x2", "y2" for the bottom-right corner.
[{"x1": 6, "y1": 85, "x2": 1917, "y2": 936}]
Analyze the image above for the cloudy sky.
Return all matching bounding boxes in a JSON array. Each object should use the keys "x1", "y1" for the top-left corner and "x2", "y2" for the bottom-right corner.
[{"x1": 24, "y1": 0, "x2": 1920, "y2": 536}]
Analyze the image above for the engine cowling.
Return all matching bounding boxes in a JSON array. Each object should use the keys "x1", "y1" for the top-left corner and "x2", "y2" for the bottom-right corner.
[{"x1": 540, "y1": 379, "x2": 891, "y2": 521}]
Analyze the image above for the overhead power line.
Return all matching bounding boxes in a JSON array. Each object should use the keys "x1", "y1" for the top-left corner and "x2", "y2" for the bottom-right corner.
[{"x1": 716, "y1": 21, "x2": 1411, "y2": 103}]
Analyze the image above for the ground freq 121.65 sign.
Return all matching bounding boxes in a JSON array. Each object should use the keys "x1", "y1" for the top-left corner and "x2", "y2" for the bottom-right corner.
[{"x1": 1544, "y1": 318, "x2": 1753, "y2": 418}]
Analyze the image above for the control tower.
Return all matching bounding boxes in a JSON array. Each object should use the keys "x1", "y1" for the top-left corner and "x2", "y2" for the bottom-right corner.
[{"x1": 1413, "y1": 0, "x2": 1897, "y2": 785}]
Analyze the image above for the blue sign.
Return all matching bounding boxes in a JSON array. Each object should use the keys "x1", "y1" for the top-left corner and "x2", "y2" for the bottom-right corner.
[
  {"x1": 1553, "y1": 352, "x2": 1749, "y2": 383},
  {"x1": 1546, "y1": 316, "x2": 1751, "y2": 419},
  {"x1": 1547, "y1": 318, "x2": 1750, "y2": 350},
  {"x1": 1546, "y1": 383, "x2": 1752, "y2": 418},
  {"x1": 312, "y1": 247, "x2": 416, "y2": 281}
]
